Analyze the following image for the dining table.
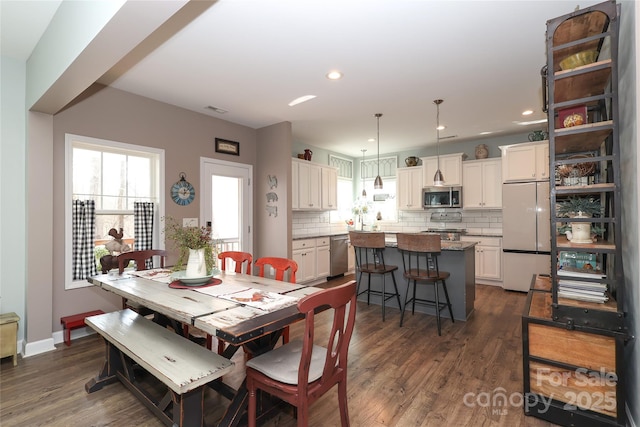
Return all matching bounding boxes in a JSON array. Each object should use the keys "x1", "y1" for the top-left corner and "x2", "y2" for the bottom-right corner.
[{"x1": 87, "y1": 268, "x2": 323, "y2": 427}]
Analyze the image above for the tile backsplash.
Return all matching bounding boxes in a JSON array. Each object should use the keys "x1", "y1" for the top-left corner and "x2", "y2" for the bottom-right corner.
[{"x1": 292, "y1": 209, "x2": 502, "y2": 238}]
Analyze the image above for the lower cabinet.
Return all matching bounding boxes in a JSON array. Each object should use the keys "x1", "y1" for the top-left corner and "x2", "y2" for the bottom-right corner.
[
  {"x1": 460, "y1": 236, "x2": 502, "y2": 284},
  {"x1": 292, "y1": 237, "x2": 330, "y2": 284},
  {"x1": 315, "y1": 237, "x2": 330, "y2": 278},
  {"x1": 523, "y1": 275, "x2": 626, "y2": 426}
]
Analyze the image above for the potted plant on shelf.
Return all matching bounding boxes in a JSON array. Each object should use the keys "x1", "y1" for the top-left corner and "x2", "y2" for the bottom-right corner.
[
  {"x1": 556, "y1": 196, "x2": 603, "y2": 244},
  {"x1": 163, "y1": 216, "x2": 217, "y2": 277}
]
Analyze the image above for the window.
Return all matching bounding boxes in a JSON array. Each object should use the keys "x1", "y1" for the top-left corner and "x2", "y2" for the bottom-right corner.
[
  {"x1": 65, "y1": 134, "x2": 164, "y2": 289},
  {"x1": 329, "y1": 155, "x2": 354, "y2": 223},
  {"x1": 362, "y1": 156, "x2": 397, "y2": 223}
]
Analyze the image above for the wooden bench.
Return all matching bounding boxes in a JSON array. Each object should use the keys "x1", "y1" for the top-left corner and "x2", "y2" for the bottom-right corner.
[
  {"x1": 84, "y1": 309, "x2": 234, "y2": 427},
  {"x1": 60, "y1": 310, "x2": 104, "y2": 346}
]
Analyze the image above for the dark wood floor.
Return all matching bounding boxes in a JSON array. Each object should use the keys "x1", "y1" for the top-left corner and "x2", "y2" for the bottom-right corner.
[{"x1": 0, "y1": 275, "x2": 558, "y2": 426}]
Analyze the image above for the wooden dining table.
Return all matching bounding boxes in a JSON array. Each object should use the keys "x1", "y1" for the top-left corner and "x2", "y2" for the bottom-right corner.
[{"x1": 88, "y1": 269, "x2": 322, "y2": 427}]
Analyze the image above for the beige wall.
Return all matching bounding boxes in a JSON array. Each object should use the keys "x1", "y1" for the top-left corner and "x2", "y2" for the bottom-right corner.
[
  {"x1": 255, "y1": 122, "x2": 293, "y2": 260},
  {"x1": 47, "y1": 86, "x2": 260, "y2": 335}
]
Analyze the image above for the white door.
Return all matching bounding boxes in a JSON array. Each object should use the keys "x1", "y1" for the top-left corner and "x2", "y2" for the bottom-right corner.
[{"x1": 201, "y1": 158, "x2": 253, "y2": 259}]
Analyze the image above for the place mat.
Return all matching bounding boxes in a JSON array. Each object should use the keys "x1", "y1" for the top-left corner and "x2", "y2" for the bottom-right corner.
[{"x1": 169, "y1": 278, "x2": 222, "y2": 289}]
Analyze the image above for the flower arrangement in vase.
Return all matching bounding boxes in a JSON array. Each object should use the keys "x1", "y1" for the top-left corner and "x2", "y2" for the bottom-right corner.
[
  {"x1": 352, "y1": 197, "x2": 373, "y2": 230},
  {"x1": 163, "y1": 216, "x2": 217, "y2": 275}
]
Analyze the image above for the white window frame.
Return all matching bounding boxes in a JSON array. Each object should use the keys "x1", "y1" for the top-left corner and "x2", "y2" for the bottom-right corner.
[{"x1": 64, "y1": 134, "x2": 165, "y2": 289}]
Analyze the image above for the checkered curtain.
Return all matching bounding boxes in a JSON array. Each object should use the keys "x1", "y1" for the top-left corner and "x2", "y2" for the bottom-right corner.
[
  {"x1": 72, "y1": 200, "x2": 98, "y2": 280},
  {"x1": 134, "y1": 202, "x2": 155, "y2": 269}
]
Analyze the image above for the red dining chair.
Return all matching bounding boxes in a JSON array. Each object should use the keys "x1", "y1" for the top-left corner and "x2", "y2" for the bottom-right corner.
[
  {"x1": 218, "y1": 251, "x2": 253, "y2": 274},
  {"x1": 117, "y1": 250, "x2": 168, "y2": 312},
  {"x1": 255, "y1": 257, "x2": 298, "y2": 345},
  {"x1": 255, "y1": 256, "x2": 298, "y2": 283},
  {"x1": 246, "y1": 280, "x2": 357, "y2": 427}
]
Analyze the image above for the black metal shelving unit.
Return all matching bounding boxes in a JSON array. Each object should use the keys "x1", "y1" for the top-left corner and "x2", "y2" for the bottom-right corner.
[{"x1": 522, "y1": 2, "x2": 630, "y2": 426}]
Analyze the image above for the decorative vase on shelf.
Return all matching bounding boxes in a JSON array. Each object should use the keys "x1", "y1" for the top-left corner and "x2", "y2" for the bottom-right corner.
[
  {"x1": 405, "y1": 156, "x2": 419, "y2": 167},
  {"x1": 474, "y1": 144, "x2": 489, "y2": 159},
  {"x1": 303, "y1": 149, "x2": 313, "y2": 161},
  {"x1": 528, "y1": 130, "x2": 548, "y2": 141},
  {"x1": 185, "y1": 248, "x2": 208, "y2": 277}
]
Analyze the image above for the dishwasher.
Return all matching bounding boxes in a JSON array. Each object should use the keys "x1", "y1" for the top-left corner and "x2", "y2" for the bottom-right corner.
[{"x1": 329, "y1": 235, "x2": 349, "y2": 277}]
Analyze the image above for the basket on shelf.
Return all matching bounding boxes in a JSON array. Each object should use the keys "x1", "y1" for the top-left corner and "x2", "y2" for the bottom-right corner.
[{"x1": 557, "y1": 154, "x2": 596, "y2": 186}]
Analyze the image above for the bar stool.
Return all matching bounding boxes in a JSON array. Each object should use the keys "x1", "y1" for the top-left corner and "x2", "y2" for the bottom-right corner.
[
  {"x1": 396, "y1": 233, "x2": 454, "y2": 335},
  {"x1": 349, "y1": 231, "x2": 401, "y2": 321}
]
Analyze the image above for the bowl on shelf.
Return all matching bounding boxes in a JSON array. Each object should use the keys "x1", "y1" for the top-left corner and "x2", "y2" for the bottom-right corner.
[{"x1": 559, "y1": 50, "x2": 598, "y2": 70}]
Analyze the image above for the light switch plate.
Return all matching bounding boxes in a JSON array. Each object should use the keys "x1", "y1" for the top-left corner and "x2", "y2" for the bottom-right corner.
[{"x1": 183, "y1": 218, "x2": 198, "y2": 227}]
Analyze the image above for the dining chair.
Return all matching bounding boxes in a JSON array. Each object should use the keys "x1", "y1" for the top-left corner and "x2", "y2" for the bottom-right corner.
[
  {"x1": 246, "y1": 280, "x2": 357, "y2": 427},
  {"x1": 218, "y1": 251, "x2": 253, "y2": 274},
  {"x1": 255, "y1": 256, "x2": 298, "y2": 283},
  {"x1": 396, "y1": 233, "x2": 454, "y2": 335},
  {"x1": 255, "y1": 256, "x2": 298, "y2": 345},
  {"x1": 348, "y1": 231, "x2": 401, "y2": 322},
  {"x1": 117, "y1": 250, "x2": 168, "y2": 313}
]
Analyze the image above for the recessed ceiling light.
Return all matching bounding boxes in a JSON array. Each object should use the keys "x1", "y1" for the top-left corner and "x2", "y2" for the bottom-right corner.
[
  {"x1": 288, "y1": 95, "x2": 316, "y2": 106},
  {"x1": 326, "y1": 71, "x2": 343, "y2": 80},
  {"x1": 436, "y1": 125, "x2": 446, "y2": 131},
  {"x1": 479, "y1": 131, "x2": 493, "y2": 135},
  {"x1": 515, "y1": 118, "x2": 548, "y2": 125},
  {"x1": 205, "y1": 105, "x2": 228, "y2": 114},
  {"x1": 367, "y1": 138, "x2": 375, "y2": 142},
  {"x1": 522, "y1": 110, "x2": 534, "y2": 116}
]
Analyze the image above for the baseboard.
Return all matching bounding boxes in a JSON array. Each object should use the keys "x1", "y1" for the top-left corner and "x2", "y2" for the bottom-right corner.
[
  {"x1": 22, "y1": 327, "x2": 97, "y2": 358},
  {"x1": 52, "y1": 326, "x2": 97, "y2": 346},
  {"x1": 23, "y1": 337, "x2": 55, "y2": 357}
]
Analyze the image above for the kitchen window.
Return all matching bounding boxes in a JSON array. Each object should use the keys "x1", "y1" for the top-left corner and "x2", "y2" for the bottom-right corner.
[{"x1": 64, "y1": 134, "x2": 164, "y2": 289}]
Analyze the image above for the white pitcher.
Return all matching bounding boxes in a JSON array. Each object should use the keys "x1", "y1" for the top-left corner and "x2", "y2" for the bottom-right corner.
[{"x1": 185, "y1": 248, "x2": 208, "y2": 277}]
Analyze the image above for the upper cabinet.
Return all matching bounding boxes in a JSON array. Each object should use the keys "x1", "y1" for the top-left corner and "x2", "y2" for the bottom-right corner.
[
  {"x1": 500, "y1": 141, "x2": 549, "y2": 183},
  {"x1": 422, "y1": 153, "x2": 464, "y2": 187},
  {"x1": 396, "y1": 166, "x2": 423, "y2": 210},
  {"x1": 292, "y1": 159, "x2": 337, "y2": 211},
  {"x1": 462, "y1": 158, "x2": 502, "y2": 209},
  {"x1": 321, "y1": 166, "x2": 338, "y2": 210}
]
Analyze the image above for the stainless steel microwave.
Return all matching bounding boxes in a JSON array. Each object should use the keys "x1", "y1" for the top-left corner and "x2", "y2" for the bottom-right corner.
[{"x1": 423, "y1": 187, "x2": 462, "y2": 209}]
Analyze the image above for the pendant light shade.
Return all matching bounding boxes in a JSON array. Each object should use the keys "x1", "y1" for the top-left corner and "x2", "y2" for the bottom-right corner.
[
  {"x1": 361, "y1": 149, "x2": 367, "y2": 197},
  {"x1": 374, "y1": 113, "x2": 383, "y2": 189},
  {"x1": 433, "y1": 99, "x2": 445, "y2": 187}
]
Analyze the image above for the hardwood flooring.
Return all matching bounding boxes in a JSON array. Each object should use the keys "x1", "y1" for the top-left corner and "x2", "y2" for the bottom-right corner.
[{"x1": 0, "y1": 276, "x2": 558, "y2": 426}]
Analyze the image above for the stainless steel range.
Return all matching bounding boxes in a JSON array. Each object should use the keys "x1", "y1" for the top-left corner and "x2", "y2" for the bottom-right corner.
[{"x1": 423, "y1": 228, "x2": 466, "y2": 241}]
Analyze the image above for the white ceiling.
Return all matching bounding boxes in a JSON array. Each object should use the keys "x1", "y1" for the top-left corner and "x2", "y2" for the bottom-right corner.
[{"x1": 2, "y1": 0, "x2": 603, "y2": 157}]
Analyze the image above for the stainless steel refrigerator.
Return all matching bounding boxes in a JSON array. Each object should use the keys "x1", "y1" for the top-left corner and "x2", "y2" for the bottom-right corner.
[{"x1": 502, "y1": 181, "x2": 551, "y2": 292}]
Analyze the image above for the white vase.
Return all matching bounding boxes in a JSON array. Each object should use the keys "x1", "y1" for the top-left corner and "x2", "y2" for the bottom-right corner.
[{"x1": 185, "y1": 248, "x2": 208, "y2": 277}]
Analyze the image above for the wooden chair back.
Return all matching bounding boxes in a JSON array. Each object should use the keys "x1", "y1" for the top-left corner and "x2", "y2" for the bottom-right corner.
[
  {"x1": 255, "y1": 257, "x2": 298, "y2": 283},
  {"x1": 349, "y1": 231, "x2": 389, "y2": 272},
  {"x1": 396, "y1": 233, "x2": 443, "y2": 281},
  {"x1": 218, "y1": 251, "x2": 253, "y2": 274},
  {"x1": 246, "y1": 280, "x2": 357, "y2": 426},
  {"x1": 118, "y1": 249, "x2": 167, "y2": 274}
]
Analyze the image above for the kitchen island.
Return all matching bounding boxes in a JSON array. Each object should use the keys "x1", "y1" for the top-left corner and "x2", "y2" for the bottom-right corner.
[{"x1": 354, "y1": 233, "x2": 476, "y2": 322}]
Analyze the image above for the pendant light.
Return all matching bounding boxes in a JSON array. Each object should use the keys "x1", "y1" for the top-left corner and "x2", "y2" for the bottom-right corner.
[
  {"x1": 433, "y1": 99, "x2": 445, "y2": 187},
  {"x1": 374, "y1": 113, "x2": 383, "y2": 189},
  {"x1": 361, "y1": 149, "x2": 367, "y2": 197}
]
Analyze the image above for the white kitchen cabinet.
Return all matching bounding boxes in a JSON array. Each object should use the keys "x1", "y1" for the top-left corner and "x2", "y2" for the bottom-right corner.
[
  {"x1": 292, "y1": 238, "x2": 316, "y2": 283},
  {"x1": 315, "y1": 237, "x2": 331, "y2": 278},
  {"x1": 422, "y1": 153, "x2": 464, "y2": 187},
  {"x1": 321, "y1": 166, "x2": 338, "y2": 210},
  {"x1": 462, "y1": 159, "x2": 502, "y2": 209},
  {"x1": 396, "y1": 166, "x2": 423, "y2": 210},
  {"x1": 292, "y1": 159, "x2": 337, "y2": 211},
  {"x1": 500, "y1": 141, "x2": 549, "y2": 183},
  {"x1": 460, "y1": 236, "x2": 502, "y2": 284}
]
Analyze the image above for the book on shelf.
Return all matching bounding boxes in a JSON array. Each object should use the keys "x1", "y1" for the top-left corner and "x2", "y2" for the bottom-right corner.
[
  {"x1": 557, "y1": 279, "x2": 607, "y2": 291},
  {"x1": 558, "y1": 289, "x2": 609, "y2": 303},
  {"x1": 557, "y1": 266, "x2": 605, "y2": 279}
]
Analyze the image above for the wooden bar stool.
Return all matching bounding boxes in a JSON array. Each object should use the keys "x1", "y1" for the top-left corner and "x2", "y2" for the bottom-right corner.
[
  {"x1": 396, "y1": 233, "x2": 454, "y2": 335},
  {"x1": 349, "y1": 231, "x2": 401, "y2": 321}
]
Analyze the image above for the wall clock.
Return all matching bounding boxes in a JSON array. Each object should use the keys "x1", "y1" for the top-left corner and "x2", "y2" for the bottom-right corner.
[{"x1": 171, "y1": 173, "x2": 195, "y2": 206}]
